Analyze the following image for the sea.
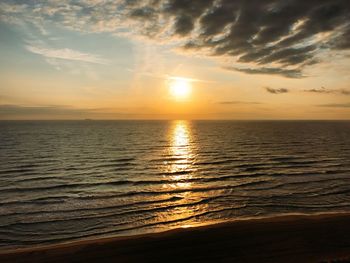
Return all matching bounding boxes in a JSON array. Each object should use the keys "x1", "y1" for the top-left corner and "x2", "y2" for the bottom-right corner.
[{"x1": 0, "y1": 120, "x2": 350, "y2": 249}]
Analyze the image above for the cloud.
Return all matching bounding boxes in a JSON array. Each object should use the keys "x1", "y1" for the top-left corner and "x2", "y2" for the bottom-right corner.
[
  {"x1": 331, "y1": 26, "x2": 350, "y2": 50},
  {"x1": 317, "y1": 103, "x2": 350, "y2": 108},
  {"x1": 304, "y1": 87, "x2": 333, "y2": 94},
  {"x1": 341, "y1": 90, "x2": 350, "y2": 95},
  {"x1": 1, "y1": 0, "x2": 350, "y2": 77},
  {"x1": 218, "y1": 101, "x2": 262, "y2": 105},
  {"x1": 163, "y1": 0, "x2": 350, "y2": 76},
  {"x1": 0, "y1": 104, "x2": 103, "y2": 117},
  {"x1": 0, "y1": 104, "x2": 144, "y2": 119},
  {"x1": 25, "y1": 45, "x2": 109, "y2": 64},
  {"x1": 304, "y1": 87, "x2": 350, "y2": 95},
  {"x1": 265, "y1": 87, "x2": 289, "y2": 94},
  {"x1": 0, "y1": 104, "x2": 178, "y2": 119},
  {"x1": 227, "y1": 66, "x2": 303, "y2": 78}
]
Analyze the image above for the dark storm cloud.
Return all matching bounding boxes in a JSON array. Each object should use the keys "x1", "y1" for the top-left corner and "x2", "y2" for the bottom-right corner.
[{"x1": 265, "y1": 87, "x2": 289, "y2": 94}]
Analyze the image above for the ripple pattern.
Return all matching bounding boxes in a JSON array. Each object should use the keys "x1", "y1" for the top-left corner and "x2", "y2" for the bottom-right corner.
[{"x1": 0, "y1": 120, "x2": 350, "y2": 249}]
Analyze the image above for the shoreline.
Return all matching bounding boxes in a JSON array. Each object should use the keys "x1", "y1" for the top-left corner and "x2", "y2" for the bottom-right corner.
[
  {"x1": 1, "y1": 211, "x2": 349, "y2": 254},
  {"x1": 2, "y1": 212, "x2": 350, "y2": 262}
]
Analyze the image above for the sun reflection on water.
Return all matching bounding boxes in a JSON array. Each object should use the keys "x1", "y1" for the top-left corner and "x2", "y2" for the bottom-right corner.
[
  {"x1": 165, "y1": 120, "x2": 194, "y2": 188},
  {"x1": 157, "y1": 121, "x2": 212, "y2": 229}
]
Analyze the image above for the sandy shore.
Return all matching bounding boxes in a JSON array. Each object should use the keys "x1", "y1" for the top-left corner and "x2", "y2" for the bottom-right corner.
[{"x1": 1, "y1": 213, "x2": 350, "y2": 263}]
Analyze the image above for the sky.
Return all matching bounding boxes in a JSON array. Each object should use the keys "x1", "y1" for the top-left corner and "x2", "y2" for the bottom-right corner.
[{"x1": 0, "y1": 0, "x2": 349, "y2": 120}]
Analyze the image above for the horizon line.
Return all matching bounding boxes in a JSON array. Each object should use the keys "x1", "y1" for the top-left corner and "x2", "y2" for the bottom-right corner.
[{"x1": 0, "y1": 119, "x2": 349, "y2": 121}]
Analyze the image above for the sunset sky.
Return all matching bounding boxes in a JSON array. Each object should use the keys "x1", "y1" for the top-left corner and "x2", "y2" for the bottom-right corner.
[{"x1": 0, "y1": 0, "x2": 349, "y2": 120}]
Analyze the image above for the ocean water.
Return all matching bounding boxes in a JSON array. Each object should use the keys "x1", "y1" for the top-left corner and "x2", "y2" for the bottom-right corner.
[{"x1": 0, "y1": 120, "x2": 350, "y2": 249}]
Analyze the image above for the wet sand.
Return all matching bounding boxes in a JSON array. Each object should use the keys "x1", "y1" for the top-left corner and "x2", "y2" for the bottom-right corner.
[{"x1": 1, "y1": 213, "x2": 350, "y2": 263}]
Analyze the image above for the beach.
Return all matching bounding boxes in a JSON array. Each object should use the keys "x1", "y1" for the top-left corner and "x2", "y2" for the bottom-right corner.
[
  {"x1": 1, "y1": 213, "x2": 350, "y2": 263},
  {"x1": 2, "y1": 0, "x2": 350, "y2": 260}
]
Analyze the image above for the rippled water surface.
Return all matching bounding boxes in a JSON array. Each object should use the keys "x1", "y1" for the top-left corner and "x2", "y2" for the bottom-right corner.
[{"x1": 1, "y1": 120, "x2": 350, "y2": 249}]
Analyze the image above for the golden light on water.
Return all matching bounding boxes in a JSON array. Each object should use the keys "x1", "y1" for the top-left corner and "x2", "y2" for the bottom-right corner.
[
  {"x1": 159, "y1": 121, "x2": 212, "y2": 228},
  {"x1": 168, "y1": 77, "x2": 192, "y2": 100},
  {"x1": 170, "y1": 121, "x2": 193, "y2": 171},
  {"x1": 163, "y1": 120, "x2": 194, "y2": 188},
  {"x1": 160, "y1": 120, "x2": 202, "y2": 227}
]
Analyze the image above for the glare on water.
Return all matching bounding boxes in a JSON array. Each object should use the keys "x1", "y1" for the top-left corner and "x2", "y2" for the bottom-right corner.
[
  {"x1": 158, "y1": 120, "x2": 208, "y2": 226},
  {"x1": 165, "y1": 120, "x2": 194, "y2": 188}
]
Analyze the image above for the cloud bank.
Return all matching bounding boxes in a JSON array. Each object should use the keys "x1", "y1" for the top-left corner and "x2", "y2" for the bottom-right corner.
[
  {"x1": 0, "y1": 105, "x2": 101, "y2": 117},
  {"x1": 1, "y1": 0, "x2": 350, "y2": 77}
]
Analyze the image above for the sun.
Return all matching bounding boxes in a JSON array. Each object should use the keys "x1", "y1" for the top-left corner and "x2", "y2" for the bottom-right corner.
[{"x1": 169, "y1": 77, "x2": 192, "y2": 100}]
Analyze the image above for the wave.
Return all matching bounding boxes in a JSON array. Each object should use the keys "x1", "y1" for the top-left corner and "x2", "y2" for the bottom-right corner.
[
  {"x1": 1, "y1": 120, "x2": 350, "y2": 249},
  {"x1": 0, "y1": 196, "x2": 241, "y2": 228},
  {"x1": 0, "y1": 196, "x2": 185, "y2": 218}
]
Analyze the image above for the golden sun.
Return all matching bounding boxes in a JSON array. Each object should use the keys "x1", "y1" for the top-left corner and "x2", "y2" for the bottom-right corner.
[{"x1": 169, "y1": 77, "x2": 192, "y2": 100}]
